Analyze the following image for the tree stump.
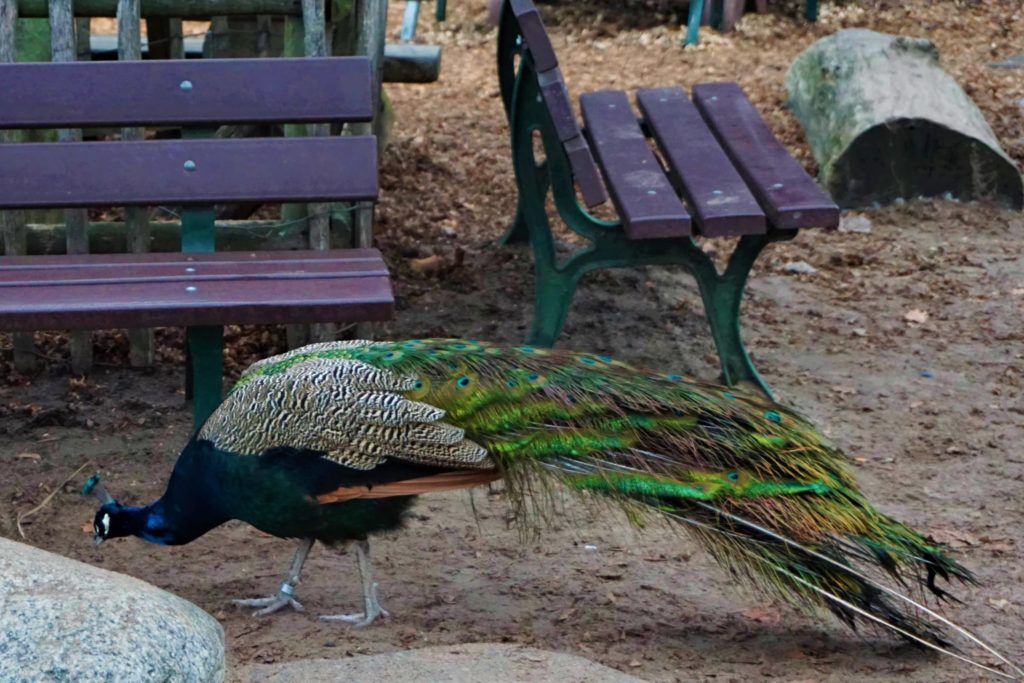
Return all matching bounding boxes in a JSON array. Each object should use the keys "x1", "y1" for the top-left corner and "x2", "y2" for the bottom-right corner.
[{"x1": 785, "y1": 29, "x2": 1023, "y2": 209}]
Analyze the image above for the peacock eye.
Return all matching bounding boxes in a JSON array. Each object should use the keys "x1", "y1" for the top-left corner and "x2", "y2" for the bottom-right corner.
[{"x1": 456, "y1": 376, "x2": 471, "y2": 389}]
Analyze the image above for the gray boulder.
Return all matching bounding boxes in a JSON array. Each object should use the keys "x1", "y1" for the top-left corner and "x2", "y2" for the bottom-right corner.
[
  {"x1": 233, "y1": 643, "x2": 646, "y2": 683},
  {"x1": 0, "y1": 537, "x2": 224, "y2": 683}
]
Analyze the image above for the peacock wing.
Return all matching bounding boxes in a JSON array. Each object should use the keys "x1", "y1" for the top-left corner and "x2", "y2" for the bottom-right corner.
[{"x1": 197, "y1": 356, "x2": 495, "y2": 471}]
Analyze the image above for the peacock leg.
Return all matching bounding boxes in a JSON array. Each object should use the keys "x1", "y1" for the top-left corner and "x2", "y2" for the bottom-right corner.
[
  {"x1": 232, "y1": 537, "x2": 313, "y2": 616},
  {"x1": 318, "y1": 539, "x2": 390, "y2": 627}
]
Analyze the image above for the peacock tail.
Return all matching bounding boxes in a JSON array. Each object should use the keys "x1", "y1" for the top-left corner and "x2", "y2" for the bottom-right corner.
[{"x1": 197, "y1": 338, "x2": 1017, "y2": 676}]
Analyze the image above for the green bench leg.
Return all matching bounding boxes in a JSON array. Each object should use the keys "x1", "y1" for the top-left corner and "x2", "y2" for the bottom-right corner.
[
  {"x1": 526, "y1": 268, "x2": 577, "y2": 347},
  {"x1": 187, "y1": 325, "x2": 224, "y2": 431},
  {"x1": 501, "y1": 202, "x2": 531, "y2": 245},
  {"x1": 685, "y1": 0, "x2": 704, "y2": 45},
  {"x1": 436, "y1": 0, "x2": 447, "y2": 22},
  {"x1": 690, "y1": 234, "x2": 776, "y2": 398},
  {"x1": 805, "y1": 0, "x2": 818, "y2": 21}
]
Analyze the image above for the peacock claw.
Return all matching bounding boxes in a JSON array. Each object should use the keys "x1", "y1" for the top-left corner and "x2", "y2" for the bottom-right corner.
[
  {"x1": 318, "y1": 581, "x2": 389, "y2": 627},
  {"x1": 232, "y1": 592, "x2": 305, "y2": 617}
]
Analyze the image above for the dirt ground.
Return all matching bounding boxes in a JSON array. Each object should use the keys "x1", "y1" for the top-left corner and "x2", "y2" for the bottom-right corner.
[{"x1": 3, "y1": 0, "x2": 1023, "y2": 681}]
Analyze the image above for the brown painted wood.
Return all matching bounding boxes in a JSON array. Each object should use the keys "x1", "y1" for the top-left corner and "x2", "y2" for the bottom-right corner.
[
  {"x1": 509, "y1": 0, "x2": 557, "y2": 72},
  {"x1": 0, "y1": 58, "x2": 373, "y2": 129},
  {"x1": 0, "y1": 137, "x2": 378, "y2": 208},
  {"x1": 0, "y1": 249, "x2": 394, "y2": 331},
  {"x1": 580, "y1": 90, "x2": 690, "y2": 239},
  {"x1": 563, "y1": 135, "x2": 607, "y2": 208},
  {"x1": 692, "y1": 82, "x2": 840, "y2": 230},
  {"x1": 637, "y1": 87, "x2": 765, "y2": 237},
  {"x1": 537, "y1": 67, "x2": 579, "y2": 143}
]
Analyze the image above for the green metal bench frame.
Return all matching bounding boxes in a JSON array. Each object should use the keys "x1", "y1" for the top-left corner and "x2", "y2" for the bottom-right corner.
[{"x1": 498, "y1": 9, "x2": 800, "y2": 398}]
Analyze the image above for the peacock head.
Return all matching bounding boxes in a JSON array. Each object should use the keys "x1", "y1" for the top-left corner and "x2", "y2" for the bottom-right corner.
[{"x1": 83, "y1": 474, "x2": 126, "y2": 545}]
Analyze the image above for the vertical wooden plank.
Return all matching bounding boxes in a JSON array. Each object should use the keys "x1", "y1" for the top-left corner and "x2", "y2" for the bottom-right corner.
[
  {"x1": 282, "y1": 15, "x2": 310, "y2": 350},
  {"x1": 145, "y1": 17, "x2": 184, "y2": 60},
  {"x1": 301, "y1": 0, "x2": 334, "y2": 343},
  {"x1": 49, "y1": 0, "x2": 92, "y2": 373},
  {"x1": 255, "y1": 14, "x2": 272, "y2": 56},
  {"x1": 74, "y1": 16, "x2": 89, "y2": 60},
  {"x1": 0, "y1": 0, "x2": 36, "y2": 373},
  {"x1": 352, "y1": 0, "x2": 386, "y2": 250},
  {"x1": 117, "y1": 0, "x2": 153, "y2": 367},
  {"x1": 350, "y1": 0, "x2": 386, "y2": 342}
]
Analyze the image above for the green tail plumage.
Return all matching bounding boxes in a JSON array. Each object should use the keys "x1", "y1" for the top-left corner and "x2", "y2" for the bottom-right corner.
[{"x1": 228, "y1": 338, "x2": 1020, "y2": 679}]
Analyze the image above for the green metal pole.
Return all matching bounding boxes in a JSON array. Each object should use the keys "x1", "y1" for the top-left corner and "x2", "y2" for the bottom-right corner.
[
  {"x1": 181, "y1": 128, "x2": 223, "y2": 432},
  {"x1": 684, "y1": 0, "x2": 703, "y2": 46}
]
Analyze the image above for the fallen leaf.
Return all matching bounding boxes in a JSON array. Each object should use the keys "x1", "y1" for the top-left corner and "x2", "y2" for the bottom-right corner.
[
  {"x1": 988, "y1": 598, "x2": 1010, "y2": 611},
  {"x1": 929, "y1": 527, "x2": 980, "y2": 549},
  {"x1": 742, "y1": 606, "x2": 781, "y2": 625},
  {"x1": 15, "y1": 452, "x2": 42, "y2": 461},
  {"x1": 904, "y1": 309, "x2": 929, "y2": 324},
  {"x1": 409, "y1": 254, "x2": 445, "y2": 276}
]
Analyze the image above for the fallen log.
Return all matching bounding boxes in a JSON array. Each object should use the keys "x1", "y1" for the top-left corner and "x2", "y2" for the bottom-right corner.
[{"x1": 786, "y1": 29, "x2": 1022, "y2": 209}]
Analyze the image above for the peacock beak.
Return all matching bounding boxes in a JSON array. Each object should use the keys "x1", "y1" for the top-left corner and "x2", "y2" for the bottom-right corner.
[{"x1": 93, "y1": 534, "x2": 104, "y2": 547}]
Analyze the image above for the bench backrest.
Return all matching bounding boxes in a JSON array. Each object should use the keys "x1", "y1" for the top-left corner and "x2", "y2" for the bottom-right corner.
[
  {"x1": 0, "y1": 57, "x2": 377, "y2": 208},
  {"x1": 500, "y1": 0, "x2": 607, "y2": 208}
]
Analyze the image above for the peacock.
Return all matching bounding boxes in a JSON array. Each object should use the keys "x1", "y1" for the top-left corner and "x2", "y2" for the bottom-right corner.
[{"x1": 85, "y1": 339, "x2": 1021, "y2": 679}]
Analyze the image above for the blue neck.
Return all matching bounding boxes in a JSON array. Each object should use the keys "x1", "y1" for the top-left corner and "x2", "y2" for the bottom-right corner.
[{"x1": 120, "y1": 440, "x2": 231, "y2": 545}]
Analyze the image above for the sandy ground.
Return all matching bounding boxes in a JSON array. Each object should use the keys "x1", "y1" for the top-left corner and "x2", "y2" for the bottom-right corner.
[{"x1": 2, "y1": 0, "x2": 1023, "y2": 681}]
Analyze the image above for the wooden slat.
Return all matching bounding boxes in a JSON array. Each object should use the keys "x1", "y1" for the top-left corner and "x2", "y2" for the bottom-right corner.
[
  {"x1": 1, "y1": 0, "x2": 38, "y2": 374},
  {"x1": 537, "y1": 67, "x2": 579, "y2": 143},
  {"x1": 52, "y1": 0, "x2": 96, "y2": 372},
  {"x1": 563, "y1": 135, "x2": 607, "y2": 209},
  {"x1": 580, "y1": 90, "x2": 690, "y2": 239},
  {"x1": 0, "y1": 256, "x2": 386, "y2": 283},
  {"x1": 0, "y1": 58, "x2": 374, "y2": 129},
  {"x1": 692, "y1": 82, "x2": 840, "y2": 230},
  {"x1": 118, "y1": 0, "x2": 154, "y2": 369},
  {"x1": 0, "y1": 250, "x2": 394, "y2": 331},
  {"x1": 0, "y1": 136, "x2": 378, "y2": 208},
  {"x1": 0, "y1": 248, "x2": 386, "y2": 268},
  {"x1": 637, "y1": 87, "x2": 765, "y2": 237},
  {"x1": 509, "y1": 0, "x2": 556, "y2": 72}
]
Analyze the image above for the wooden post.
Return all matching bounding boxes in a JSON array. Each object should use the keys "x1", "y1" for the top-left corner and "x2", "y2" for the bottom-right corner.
[
  {"x1": 49, "y1": 0, "x2": 93, "y2": 372},
  {"x1": 145, "y1": 17, "x2": 183, "y2": 59},
  {"x1": 301, "y1": 0, "x2": 333, "y2": 342},
  {"x1": 281, "y1": 15, "x2": 310, "y2": 350},
  {"x1": 352, "y1": 0, "x2": 385, "y2": 250},
  {"x1": 74, "y1": 15, "x2": 87, "y2": 58},
  {"x1": 0, "y1": 0, "x2": 36, "y2": 373},
  {"x1": 117, "y1": 0, "x2": 154, "y2": 367},
  {"x1": 349, "y1": 0, "x2": 385, "y2": 341}
]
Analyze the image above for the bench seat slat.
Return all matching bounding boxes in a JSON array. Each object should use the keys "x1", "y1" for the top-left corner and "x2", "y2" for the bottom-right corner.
[
  {"x1": 0, "y1": 58, "x2": 373, "y2": 129},
  {"x1": 580, "y1": 90, "x2": 691, "y2": 239},
  {"x1": 637, "y1": 87, "x2": 766, "y2": 237},
  {"x1": 0, "y1": 260, "x2": 387, "y2": 285},
  {"x1": 0, "y1": 249, "x2": 385, "y2": 268},
  {"x1": 692, "y1": 83, "x2": 840, "y2": 230},
  {"x1": 0, "y1": 250, "x2": 394, "y2": 332},
  {"x1": 0, "y1": 137, "x2": 378, "y2": 208}
]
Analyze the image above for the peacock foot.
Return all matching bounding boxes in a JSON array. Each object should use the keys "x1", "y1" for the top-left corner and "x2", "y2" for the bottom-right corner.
[
  {"x1": 232, "y1": 583, "x2": 305, "y2": 617},
  {"x1": 318, "y1": 580, "x2": 389, "y2": 627}
]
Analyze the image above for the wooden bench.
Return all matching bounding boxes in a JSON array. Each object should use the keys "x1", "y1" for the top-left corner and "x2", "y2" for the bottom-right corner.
[
  {"x1": 497, "y1": 0, "x2": 839, "y2": 397},
  {"x1": 0, "y1": 57, "x2": 393, "y2": 427}
]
